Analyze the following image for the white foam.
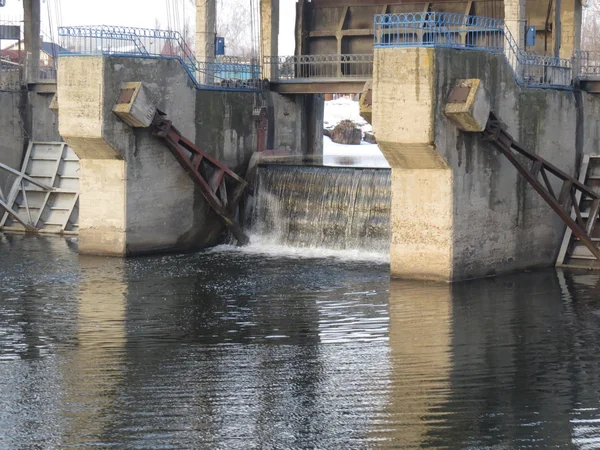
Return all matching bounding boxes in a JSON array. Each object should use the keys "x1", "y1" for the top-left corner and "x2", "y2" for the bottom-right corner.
[{"x1": 208, "y1": 236, "x2": 390, "y2": 264}]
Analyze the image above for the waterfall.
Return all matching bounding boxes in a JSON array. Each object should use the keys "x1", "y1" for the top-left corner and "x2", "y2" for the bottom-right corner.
[{"x1": 250, "y1": 164, "x2": 391, "y2": 257}]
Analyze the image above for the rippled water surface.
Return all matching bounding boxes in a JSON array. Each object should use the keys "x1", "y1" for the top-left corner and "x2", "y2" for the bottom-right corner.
[{"x1": 1, "y1": 234, "x2": 600, "y2": 448}]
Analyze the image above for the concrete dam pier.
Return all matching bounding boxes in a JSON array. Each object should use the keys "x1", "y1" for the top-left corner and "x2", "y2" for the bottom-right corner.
[
  {"x1": 3, "y1": 0, "x2": 600, "y2": 283},
  {"x1": 54, "y1": 55, "x2": 323, "y2": 256}
]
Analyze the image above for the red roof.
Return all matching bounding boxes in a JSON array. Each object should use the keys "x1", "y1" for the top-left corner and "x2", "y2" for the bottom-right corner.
[{"x1": 0, "y1": 49, "x2": 22, "y2": 64}]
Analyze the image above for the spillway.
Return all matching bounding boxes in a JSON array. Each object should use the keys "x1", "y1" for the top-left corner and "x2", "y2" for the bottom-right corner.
[{"x1": 251, "y1": 163, "x2": 391, "y2": 255}]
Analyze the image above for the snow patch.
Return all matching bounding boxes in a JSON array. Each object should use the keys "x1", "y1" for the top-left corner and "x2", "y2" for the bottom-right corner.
[
  {"x1": 322, "y1": 99, "x2": 388, "y2": 168},
  {"x1": 324, "y1": 97, "x2": 372, "y2": 134}
]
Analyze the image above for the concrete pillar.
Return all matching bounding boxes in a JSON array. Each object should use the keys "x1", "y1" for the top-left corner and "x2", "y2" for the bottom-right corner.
[
  {"x1": 305, "y1": 94, "x2": 324, "y2": 156},
  {"x1": 558, "y1": 0, "x2": 582, "y2": 59},
  {"x1": 57, "y1": 56, "x2": 223, "y2": 256},
  {"x1": 23, "y1": 0, "x2": 40, "y2": 84},
  {"x1": 196, "y1": 0, "x2": 216, "y2": 62},
  {"x1": 372, "y1": 48, "x2": 453, "y2": 282},
  {"x1": 261, "y1": 0, "x2": 279, "y2": 80},
  {"x1": 504, "y1": 0, "x2": 526, "y2": 47}
]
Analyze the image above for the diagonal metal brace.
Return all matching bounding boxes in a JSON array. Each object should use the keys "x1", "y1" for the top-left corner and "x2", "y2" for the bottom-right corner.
[
  {"x1": 482, "y1": 112, "x2": 600, "y2": 262},
  {"x1": 151, "y1": 111, "x2": 249, "y2": 246}
]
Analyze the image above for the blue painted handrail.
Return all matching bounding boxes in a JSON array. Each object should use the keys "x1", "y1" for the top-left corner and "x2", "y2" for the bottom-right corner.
[
  {"x1": 57, "y1": 25, "x2": 263, "y2": 92},
  {"x1": 374, "y1": 12, "x2": 573, "y2": 90}
]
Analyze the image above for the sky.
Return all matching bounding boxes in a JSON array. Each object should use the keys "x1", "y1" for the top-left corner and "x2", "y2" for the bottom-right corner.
[{"x1": 0, "y1": 0, "x2": 296, "y2": 54}]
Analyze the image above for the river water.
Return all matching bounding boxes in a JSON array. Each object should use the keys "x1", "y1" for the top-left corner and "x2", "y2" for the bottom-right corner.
[{"x1": 1, "y1": 234, "x2": 600, "y2": 448}]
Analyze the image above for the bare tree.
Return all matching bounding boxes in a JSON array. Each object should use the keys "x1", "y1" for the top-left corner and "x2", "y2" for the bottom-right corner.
[{"x1": 583, "y1": 2, "x2": 600, "y2": 51}]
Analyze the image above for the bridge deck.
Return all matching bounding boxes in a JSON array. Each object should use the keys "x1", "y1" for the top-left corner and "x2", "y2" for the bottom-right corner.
[{"x1": 270, "y1": 78, "x2": 370, "y2": 94}]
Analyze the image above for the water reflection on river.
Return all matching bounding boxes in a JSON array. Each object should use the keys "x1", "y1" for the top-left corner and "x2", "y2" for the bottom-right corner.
[{"x1": 1, "y1": 234, "x2": 600, "y2": 448}]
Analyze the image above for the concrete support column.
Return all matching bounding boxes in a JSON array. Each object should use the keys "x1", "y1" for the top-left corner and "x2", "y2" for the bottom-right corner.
[
  {"x1": 23, "y1": 0, "x2": 40, "y2": 84},
  {"x1": 261, "y1": 0, "x2": 279, "y2": 80},
  {"x1": 196, "y1": 0, "x2": 216, "y2": 84},
  {"x1": 57, "y1": 56, "x2": 225, "y2": 257},
  {"x1": 558, "y1": 0, "x2": 582, "y2": 59},
  {"x1": 372, "y1": 48, "x2": 453, "y2": 282},
  {"x1": 305, "y1": 94, "x2": 324, "y2": 156},
  {"x1": 504, "y1": 0, "x2": 526, "y2": 47}
]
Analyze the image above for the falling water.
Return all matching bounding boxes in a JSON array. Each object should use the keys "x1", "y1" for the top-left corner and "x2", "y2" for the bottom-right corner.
[{"x1": 251, "y1": 164, "x2": 391, "y2": 255}]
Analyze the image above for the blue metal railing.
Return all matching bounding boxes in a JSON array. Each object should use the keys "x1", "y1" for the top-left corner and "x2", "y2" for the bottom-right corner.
[
  {"x1": 502, "y1": 22, "x2": 572, "y2": 89},
  {"x1": 57, "y1": 25, "x2": 263, "y2": 92},
  {"x1": 374, "y1": 12, "x2": 573, "y2": 90},
  {"x1": 374, "y1": 13, "x2": 505, "y2": 52}
]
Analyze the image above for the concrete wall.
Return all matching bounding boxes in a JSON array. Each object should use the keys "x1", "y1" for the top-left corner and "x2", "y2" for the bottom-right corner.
[
  {"x1": 0, "y1": 92, "x2": 25, "y2": 196},
  {"x1": 58, "y1": 56, "x2": 259, "y2": 256},
  {"x1": 196, "y1": 91, "x2": 257, "y2": 171},
  {"x1": 581, "y1": 91, "x2": 600, "y2": 157},
  {"x1": 267, "y1": 91, "x2": 324, "y2": 156},
  {"x1": 373, "y1": 46, "x2": 589, "y2": 282},
  {"x1": 28, "y1": 92, "x2": 60, "y2": 142},
  {"x1": 434, "y1": 48, "x2": 577, "y2": 280},
  {"x1": 0, "y1": 89, "x2": 60, "y2": 197}
]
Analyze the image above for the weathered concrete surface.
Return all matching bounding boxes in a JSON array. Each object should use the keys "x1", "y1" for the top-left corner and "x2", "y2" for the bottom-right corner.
[
  {"x1": 0, "y1": 89, "x2": 60, "y2": 196},
  {"x1": 267, "y1": 91, "x2": 324, "y2": 156},
  {"x1": 559, "y1": 0, "x2": 582, "y2": 58},
  {"x1": 260, "y1": 0, "x2": 279, "y2": 80},
  {"x1": 372, "y1": 48, "x2": 453, "y2": 281},
  {"x1": 58, "y1": 57, "x2": 119, "y2": 159},
  {"x1": 373, "y1": 46, "x2": 585, "y2": 282},
  {"x1": 196, "y1": 90, "x2": 257, "y2": 171},
  {"x1": 196, "y1": 0, "x2": 216, "y2": 63},
  {"x1": 374, "y1": 48, "x2": 435, "y2": 146},
  {"x1": 78, "y1": 159, "x2": 126, "y2": 255},
  {"x1": 0, "y1": 92, "x2": 25, "y2": 196},
  {"x1": 58, "y1": 56, "x2": 259, "y2": 256},
  {"x1": 435, "y1": 48, "x2": 578, "y2": 281},
  {"x1": 24, "y1": 0, "x2": 41, "y2": 84},
  {"x1": 504, "y1": 0, "x2": 526, "y2": 52},
  {"x1": 390, "y1": 168, "x2": 453, "y2": 281},
  {"x1": 29, "y1": 91, "x2": 60, "y2": 141}
]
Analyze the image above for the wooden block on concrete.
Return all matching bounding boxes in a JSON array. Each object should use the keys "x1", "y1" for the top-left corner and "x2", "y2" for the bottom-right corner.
[
  {"x1": 112, "y1": 82, "x2": 156, "y2": 128},
  {"x1": 444, "y1": 79, "x2": 490, "y2": 132}
]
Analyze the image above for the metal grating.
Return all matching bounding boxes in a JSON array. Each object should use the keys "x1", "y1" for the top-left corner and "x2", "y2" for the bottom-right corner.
[{"x1": 0, "y1": 142, "x2": 79, "y2": 234}]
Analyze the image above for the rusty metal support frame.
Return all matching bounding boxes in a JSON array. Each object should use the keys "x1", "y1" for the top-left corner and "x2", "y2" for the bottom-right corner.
[
  {"x1": 151, "y1": 112, "x2": 249, "y2": 246},
  {"x1": 482, "y1": 112, "x2": 600, "y2": 262}
]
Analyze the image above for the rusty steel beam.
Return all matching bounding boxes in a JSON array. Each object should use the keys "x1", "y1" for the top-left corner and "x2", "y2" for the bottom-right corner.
[
  {"x1": 151, "y1": 112, "x2": 249, "y2": 246},
  {"x1": 271, "y1": 80, "x2": 368, "y2": 94},
  {"x1": 482, "y1": 113, "x2": 600, "y2": 262}
]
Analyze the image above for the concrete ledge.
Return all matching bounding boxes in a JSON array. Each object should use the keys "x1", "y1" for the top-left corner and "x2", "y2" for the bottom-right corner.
[
  {"x1": 271, "y1": 79, "x2": 368, "y2": 94},
  {"x1": 30, "y1": 81, "x2": 57, "y2": 94},
  {"x1": 379, "y1": 142, "x2": 448, "y2": 169}
]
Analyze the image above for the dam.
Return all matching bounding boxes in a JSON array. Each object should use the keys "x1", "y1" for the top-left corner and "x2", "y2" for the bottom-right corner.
[
  {"x1": 3, "y1": 0, "x2": 600, "y2": 280},
  {"x1": 2, "y1": 0, "x2": 600, "y2": 447}
]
